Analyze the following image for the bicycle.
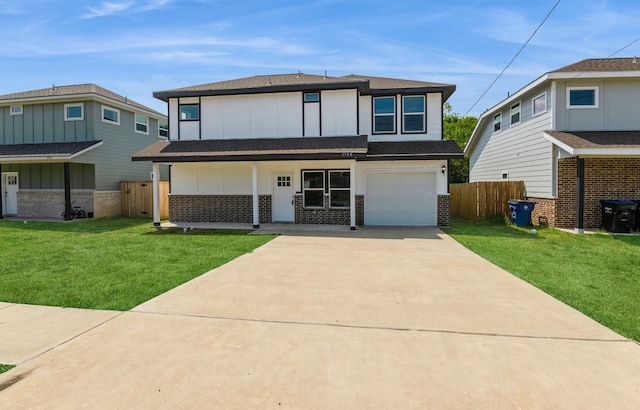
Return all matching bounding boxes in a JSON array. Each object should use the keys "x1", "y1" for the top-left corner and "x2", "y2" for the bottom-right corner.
[{"x1": 59, "y1": 201, "x2": 86, "y2": 220}]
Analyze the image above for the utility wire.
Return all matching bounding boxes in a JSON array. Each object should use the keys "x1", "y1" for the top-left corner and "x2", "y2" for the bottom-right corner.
[{"x1": 463, "y1": 0, "x2": 561, "y2": 117}]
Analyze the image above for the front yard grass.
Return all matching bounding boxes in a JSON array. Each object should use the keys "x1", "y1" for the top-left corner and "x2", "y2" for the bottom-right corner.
[
  {"x1": 0, "y1": 217, "x2": 274, "y2": 311},
  {"x1": 0, "y1": 364, "x2": 15, "y2": 374},
  {"x1": 443, "y1": 218, "x2": 640, "y2": 342}
]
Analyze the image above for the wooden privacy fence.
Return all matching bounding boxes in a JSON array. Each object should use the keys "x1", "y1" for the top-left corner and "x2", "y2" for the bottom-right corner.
[
  {"x1": 121, "y1": 181, "x2": 169, "y2": 219},
  {"x1": 450, "y1": 181, "x2": 525, "y2": 220}
]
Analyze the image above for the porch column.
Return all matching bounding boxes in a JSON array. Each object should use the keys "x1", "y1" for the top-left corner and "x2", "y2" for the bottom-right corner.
[
  {"x1": 252, "y1": 162, "x2": 259, "y2": 228},
  {"x1": 152, "y1": 162, "x2": 161, "y2": 227},
  {"x1": 575, "y1": 156, "x2": 585, "y2": 234},
  {"x1": 0, "y1": 163, "x2": 3, "y2": 219},
  {"x1": 63, "y1": 162, "x2": 72, "y2": 220},
  {"x1": 350, "y1": 161, "x2": 356, "y2": 230}
]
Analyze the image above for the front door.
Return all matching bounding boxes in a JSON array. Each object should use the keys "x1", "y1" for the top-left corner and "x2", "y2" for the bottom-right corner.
[
  {"x1": 273, "y1": 173, "x2": 294, "y2": 222},
  {"x1": 2, "y1": 172, "x2": 19, "y2": 215}
]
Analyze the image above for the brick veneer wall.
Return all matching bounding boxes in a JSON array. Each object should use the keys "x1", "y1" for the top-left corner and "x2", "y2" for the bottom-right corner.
[
  {"x1": 356, "y1": 195, "x2": 364, "y2": 226},
  {"x1": 526, "y1": 197, "x2": 556, "y2": 227},
  {"x1": 93, "y1": 191, "x2": 121, "y2": 218},
  {"x1": 16, "y1": 190, "x2": 93, "y2": 218},
  {"x1": 554, "y1": 157, "x2": 640, "y2": 229},
  {"x1": 437, "y1": 194, "x2": 450, "y2": 228},
  {"x1": 294, "y1": 194, "x2": 352, "y2": 225},
  {"x1": 169, "y1": 195, "x2": 272, "y2": 223}
]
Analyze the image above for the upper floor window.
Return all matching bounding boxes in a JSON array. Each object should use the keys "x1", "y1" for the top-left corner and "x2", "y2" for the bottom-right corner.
[
  {"x1": 64, "y1": 103, "x2": 84, "y2": 121},
  {"x1": 159, "y1": 121, "x2": 169, "y2": 138},
  {"x1": 180, "y1": 104, "x2": 200, "y2": 120},
  {"x1": 10, "y1": 105, "x2": 23, "y2": 115},
  {"x1": 510, "y1": 101, "x2": 521, "y2": 126},
  {"x1": 567, "y1": 87, "x2": 598, "y2": 108},
  {"x1": 532, "y1": 93, "x2": 547, "y2": 116},
  {"x1": 102, "y1": 105, "x2": 120, "y2": 125},
  {"x1": 135, "y1": 114, "x2": 149, "y2": 134},
  {"x1": 493, "y1": 112, "x2": 502, "y2": 133},
  {"x1": 373, "y1": 96, "x2": 396, "y2": 134},
  {"x1": 402, "y1": 95, "x2": 425, "y2": 133},
  {"x1": 304, "y1": 92, "x2": 320, "y2": 102}
]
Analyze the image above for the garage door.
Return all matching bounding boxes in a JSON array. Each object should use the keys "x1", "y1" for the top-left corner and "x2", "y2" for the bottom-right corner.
[{"x1": 365, "y1": 172, "x2": 436, "y2": 226}]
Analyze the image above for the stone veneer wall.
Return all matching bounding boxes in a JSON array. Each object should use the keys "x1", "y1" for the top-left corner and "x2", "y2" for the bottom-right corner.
[
  {"x1": 437, "y1": 194, "x2": 450, "y2": 228},
  {"x1": 93, "y1": 191, "x2": 121, "y2": 218},
  {"x1": 169, "y1": 195, "x2": 272, "y2": 224},
  {"x1": 16, "y1": 190, "x2": 94, "y2": 218},
  {"x1": 294, "y1": 194, "x2": 363, "y2": 225}
]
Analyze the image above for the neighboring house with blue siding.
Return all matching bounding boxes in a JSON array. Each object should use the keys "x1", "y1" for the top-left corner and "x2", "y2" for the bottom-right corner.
[
  {"x1": 465, "y1": 58, "x2": 640, "y2": 231},
  {"x1": 0, "y1": 84, "x2": 167, "y2": 219}
]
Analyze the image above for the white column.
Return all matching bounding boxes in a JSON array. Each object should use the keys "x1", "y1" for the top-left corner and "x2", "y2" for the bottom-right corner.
[
  {"x1": 152, "y1": 162, "x2": 160, "y2": 227},
  {"x1": 252, "y1": 163, "x2": 259, "y2": 228},
  {"x1": 350, "y1": 161, "x2": 356, "y2": 230}
]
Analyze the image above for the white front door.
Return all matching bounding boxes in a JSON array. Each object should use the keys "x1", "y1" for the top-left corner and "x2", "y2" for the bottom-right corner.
[
  {"x1": 2, "y1": 172, "x2": 19, "y2": 215},
  {"x1": 272, "y1": 173, "x2": 294, "y2": 222}
]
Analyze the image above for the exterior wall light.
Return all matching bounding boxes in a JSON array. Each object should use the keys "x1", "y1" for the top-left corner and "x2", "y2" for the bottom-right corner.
[{"x1": 441, "y1": 164, "x2": 446, "y2": 174}]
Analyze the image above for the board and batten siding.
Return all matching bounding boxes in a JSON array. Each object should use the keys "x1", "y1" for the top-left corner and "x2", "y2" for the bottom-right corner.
[
  {"x1": 0, "y1": 101, "x2": 95, "y2": 144},
  {"x1": 469, "y1": 110, "x2": 554, "y2": 198},
  {"x1": 554, "y1": 78, "x2": 640, "y2": 131}
]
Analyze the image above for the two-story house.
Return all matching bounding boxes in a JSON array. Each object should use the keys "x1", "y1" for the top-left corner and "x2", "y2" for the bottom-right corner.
[
  {"x1": 465, "y1": 58, "x2": 640, "y2": 232},
  {"x1": 0, "y1": 84, "x2": 167, "y2": 219},
  {"x1": 133, "y1": 73, "x2": 462, "y2": 228}
]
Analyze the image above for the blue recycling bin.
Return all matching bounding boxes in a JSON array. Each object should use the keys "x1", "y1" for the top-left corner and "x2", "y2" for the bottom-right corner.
[{"x1": 508, "y1": 200, "x2": 536, "y2": 227}]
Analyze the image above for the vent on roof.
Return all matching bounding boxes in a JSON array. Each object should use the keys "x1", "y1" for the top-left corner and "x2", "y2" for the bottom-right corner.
[
  {"x1": 267, "y1": 77, "x2": 272, "y2": 86},
  {"x1": 634, "y1": 56, "x2": 638, "y2": 64}
]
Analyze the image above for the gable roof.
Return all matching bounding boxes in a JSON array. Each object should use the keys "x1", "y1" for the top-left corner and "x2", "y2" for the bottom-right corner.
[
  {"x1": 0, "y1": 141, "x2": 103, "y2": 163},
  {"x1": 154, "y1": 73, "x2": 456, "y2": 102},
  {"x1": 0, "y1": 84, "x2": 166, "y2": 118},
  {"x1": 550, "y1": 58, "x2": 640, "y2": 73},
  {"x1": 543, "y1": 130, "x2": 640, "y2": 156}
]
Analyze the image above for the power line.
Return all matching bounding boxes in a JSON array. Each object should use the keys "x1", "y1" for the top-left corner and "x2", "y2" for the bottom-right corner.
[{"x1": 463, "y1": 0, "x2": 562, "y2": 117}]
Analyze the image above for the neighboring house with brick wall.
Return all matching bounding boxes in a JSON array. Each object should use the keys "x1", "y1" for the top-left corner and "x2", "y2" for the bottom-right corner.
[
  {"x1": 0, "y1": 84, "x2": 167, "y2": 219},
  {"x1": 465, "y1": 58, "x2": 640, "y2": 232},
  {"x1": 133, "y1": 73, "x2": 463, "y2": 228}
]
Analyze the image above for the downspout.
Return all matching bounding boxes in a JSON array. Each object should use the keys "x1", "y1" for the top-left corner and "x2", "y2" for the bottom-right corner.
[
  {"x1": 152, "y1": 162, "x2": 161, "y2": 227},
  {"x1": 575, "y1": 156, "x2": 585, "y2": 234},
  {"x1": 0, "y1": 163, "x2": 3, "y2": 219},
  {"x1": 63, "y1": 162, "x2": 72, "y2": 220}
]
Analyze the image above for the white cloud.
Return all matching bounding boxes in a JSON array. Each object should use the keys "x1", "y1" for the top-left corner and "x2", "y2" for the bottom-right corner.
[{"x1": 82, "y1": 2, "x2": 133, "y2": 19}]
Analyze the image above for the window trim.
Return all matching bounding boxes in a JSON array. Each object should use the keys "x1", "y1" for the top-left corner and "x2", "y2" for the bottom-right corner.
[
  {"x1": 328, "y1": 170, "x2": 350, "y2": 209},
  {"x1": 10, "y1": 105, "x2": 23, "y2": 115},
  {"x1": 179, "y1": 104, "x2": 200, "y2": 121},
  {"x1": 102, "y1": 105, "x2": 120, "y2": 125},
  {"x1": 372, "y1": 96, "x2": 396, "y2": 134},
  {"x1": 158, "y1": 121, "x2": 169, "y2": 138},
  {"x1": 302, "y1": 169, "x2": 325, "y2": 209},
  {"x1": 402, "y1": 95, "x2": 426, "y2": 134},
  {"x1": 510, "y1": 101, "x2": 521, "y2": 126},
  {"x1": 135, "y1": 114, "x2": 149, "y2": 135},
  {"x1": 64, "y1": 103, "x2": 84, "y2": 121},
  {"x1": 493, "y1": 112, "x2": 502, "y2": 133},
  {"x1": 532, "y1": 92, "x2": 547, "y2": 117},
  {"x1": 567, "y1": 86, "x2": 599, "y2": 109}
]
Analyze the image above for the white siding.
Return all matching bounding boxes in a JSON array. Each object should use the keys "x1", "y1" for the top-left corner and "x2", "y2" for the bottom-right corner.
[
  {"x1": 426, "y1": 93, "x2": 442, "y2": 136},
  {"x1": 304, "y1": 102, "x2": 320, "y2": 136},
  {"x1": 168, "y1": 99, "x2": 178, "y2": 139},
  {"x1": 367, "y1": 93, "x2": 443, "y2": 142},
  {"x1": 320, "y1": 89, "x2": 358, "y2": 136}
]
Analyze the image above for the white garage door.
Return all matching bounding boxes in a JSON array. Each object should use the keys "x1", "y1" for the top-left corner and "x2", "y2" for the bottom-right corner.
[{"x1": 365, "y1": 172, "x2": 437, "y2": 226}]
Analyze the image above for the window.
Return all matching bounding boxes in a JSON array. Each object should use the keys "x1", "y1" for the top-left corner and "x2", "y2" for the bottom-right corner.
[
  {"x1": 64, "y1": 103, "x2": 84, "y2": 121},
  {"x1": 532, "y1": 93, "x2": 547, "y2": 116},
  {"x1": 402, "y1": 95, "x2": 425, "y2": 133},
  {"x1": 180, "y1": 104, "x2": 200, "y2": 120},
  {"x1": 304, "y1": 92, "x2": 320, "y2": 102},
  {"x1": 302, "y1": 171, "x2": 324, "y2": 208},
  {"x1": 135, "y1": 114, "x2": 149, "y2": 134},
  {"x1": 10, "y1": 105, "x2": 23, "y2": 115},
  {"x1": 329, "y1": 171, "x2": 350, "y2": 208},
  {"x1": 567, "y1": 87, "x2": 598, "y2": 108},
  {"x1": 510, "y1": 101, "x2": 521, "y2": 126},
  {"x1": 493, "y1": 112, "x2": 502, "y2": 133},
  {"x1": 277, "y1": 175, "x2": 291, "y2": 187},
  {"x1": 373, "y1": 96, "x2": 395, "y2": 133},
  {"x1": 102, "y1": 105, "x2": 120, "y2": 125},
  {"x1": 159, "y1": 122, "x2": 169, "y2": 138}
]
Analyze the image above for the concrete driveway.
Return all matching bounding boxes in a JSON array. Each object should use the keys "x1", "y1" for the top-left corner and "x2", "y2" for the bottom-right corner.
[{"x1": 1, "y1": 227, "x2": 639, "y2": 408}]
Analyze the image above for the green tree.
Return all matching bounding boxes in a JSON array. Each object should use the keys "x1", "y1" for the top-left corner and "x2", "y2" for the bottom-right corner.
[{"x1": 443, "y1": 102, "x2": 478, "y2": 183}]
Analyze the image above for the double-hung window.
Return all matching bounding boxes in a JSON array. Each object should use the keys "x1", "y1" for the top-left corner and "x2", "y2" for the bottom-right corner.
[
  {"x1": 402, "y1": 95, "x2": 425, "y2": 133},
  {"x1": 329, "y1": 171, "x2": 350, "y2": 208},
  {"x1": 373, "y1": 96, "x2": 395, "y2": 133},
  {"x1": 102, "y1": 105, "x2": 120, "y2": 125},
  {"x1": 303, "y1": 171, "x2": 324, "y2": 208},
  {"x1": 159, "y1": 122, "x2": 169, "y2": 138},
  {"x1": 180, "y1": 104, "x2": 200, "y2": 120},
  {"x1": 493, "y1": 112, "x2": 502, "y2": 133},
  {"x1": 510, "y1": 101, "x2": 521, "y2": 126},
  {"x1": 532, "y1": 93, "x2": 547, "y2": 116},
  {"x1": 135, "y1": 114, "x2": 149, "y2": 134},
  {"x1": 567, "y1": 87, "x2": 598, "y2": 108},
  {"x1": 65, "y1": 103, "x2": 84, "y2": 121}
]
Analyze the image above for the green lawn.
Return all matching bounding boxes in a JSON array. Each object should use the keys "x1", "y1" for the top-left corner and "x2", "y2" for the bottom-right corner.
[
  {"x1": 0, "y1": 364, "x2": 15, "y2": 374},
  {"x1": 0, "y1": 218, "x2": 274, "y2": 311},
  {"x1": 443, "y1": 218, "x2": 640, "y2": 341}
]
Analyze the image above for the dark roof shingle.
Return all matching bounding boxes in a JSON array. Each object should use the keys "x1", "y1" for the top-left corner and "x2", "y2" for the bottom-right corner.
[
  {"x1": 551, "y1": 58, "x2": 640, "y2": 73},
  {"x1": 544, "y1": 130, "x2": 640, "y2": 149},
  {"x1": 0, "y1": 141, "x2": 102, "y2": 159}
]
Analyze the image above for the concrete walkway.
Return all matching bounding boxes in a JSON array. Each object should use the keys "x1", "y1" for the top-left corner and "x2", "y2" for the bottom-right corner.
[{"x1": 1, "y1": 228, "x2": 639, "y2": 408}]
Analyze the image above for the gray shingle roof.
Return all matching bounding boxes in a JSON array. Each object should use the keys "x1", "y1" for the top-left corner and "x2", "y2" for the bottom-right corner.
[
  {"x1": 0, "y1": 141, "x2": 102, "y2": 159},
  {"x1": 551, "y1": 58, "x2": 640, "y2": 73},
  {"x1": 366, "y1": 140, "x2": 463, "y2": 159},
  {"x1": 544, "y1": 130, "x2": 640, "y2": 149},
  {"x1": 0, "y1": 84, "x2": 165, "y2": 117}
]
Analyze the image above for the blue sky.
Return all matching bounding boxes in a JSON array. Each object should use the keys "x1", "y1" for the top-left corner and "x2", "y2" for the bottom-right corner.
[{"x1": 2, "y1": 0, "x2": 640, "y2": 117}]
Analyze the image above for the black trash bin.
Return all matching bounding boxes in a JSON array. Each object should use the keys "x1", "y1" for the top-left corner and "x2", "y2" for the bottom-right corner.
[
  {"x1": 600, "y1": 200, "x2": 637, "y2": 233},
  {"x1": 508, "y1": 200, "x2": 536, "y2": 227},
  {"x1": 635, "y1": 201, "x2": 640, "y2": 231}
]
